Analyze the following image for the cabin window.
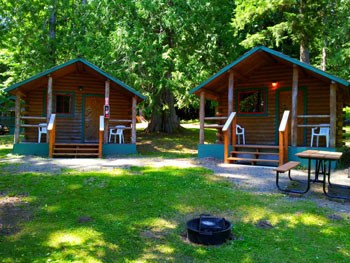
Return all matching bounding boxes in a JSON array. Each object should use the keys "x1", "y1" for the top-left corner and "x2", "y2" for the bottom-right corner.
[
  {"x1": 55, "y1": 94, "x2": 73, "y2": 114},
  {"x1": 237, "y1": 89, "x2": 267, "y2": 115}
]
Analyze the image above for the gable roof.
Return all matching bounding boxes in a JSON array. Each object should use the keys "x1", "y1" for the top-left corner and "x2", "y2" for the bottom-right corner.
[
  {"x1": 190, "y1": 46, "x2": 350, "y2": 94},
  {"x1": 5, "y1": 58, "x2": 146, "y2": 100}
]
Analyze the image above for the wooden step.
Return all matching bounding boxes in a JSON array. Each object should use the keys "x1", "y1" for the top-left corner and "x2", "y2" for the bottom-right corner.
[
  {"x1": 54, "y1": 147, "x2": 98, "y2": 151},
  {"x1": 53, "y1": 153, "x2": 99, "y2": 156},
  {"x1": 227, "y1": 157, "x2": 279, "y2": 163},
  {"x1": 232, "y1": 144, "x2": 279, "y2": 150},
  {"x1": 53, "y1": 143, "x2": 99, "y2": 158},
  {"x1": 230, "y1": 151, "x2": 279, "y2": 156}
]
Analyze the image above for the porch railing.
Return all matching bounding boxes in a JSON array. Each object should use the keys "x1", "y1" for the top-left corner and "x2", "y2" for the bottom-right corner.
[
  {"x1": 278, "y1": 110, "x2": 290, "y2": 165},
  {"x1": 222, "y1": 112, "x2": 237, "y2": 164},
  {"x1": 99, "y1": 116, "x2": 104, "y2": 158},
  {"x1": 48, "y1": 114, "x2": 56, "y2": 158}
]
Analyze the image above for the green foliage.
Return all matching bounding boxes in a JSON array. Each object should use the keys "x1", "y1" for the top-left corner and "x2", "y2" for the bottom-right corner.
[{"x1": 232, "y1": 0, "x2": 350, "y2": 78}]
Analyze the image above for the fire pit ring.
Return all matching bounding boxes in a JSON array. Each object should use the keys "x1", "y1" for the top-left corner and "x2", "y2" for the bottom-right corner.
[{"x1": 186, "y1": 214, "x2": 232, "y2": 245}]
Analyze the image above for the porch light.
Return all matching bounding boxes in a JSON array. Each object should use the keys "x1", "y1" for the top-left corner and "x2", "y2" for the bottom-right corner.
[
  {"x1": 272, "y1": 81, "x2": 278, "y2": 88},
  {"x1": 78, "y1": 86, "x2": 84, "y2": 91}
]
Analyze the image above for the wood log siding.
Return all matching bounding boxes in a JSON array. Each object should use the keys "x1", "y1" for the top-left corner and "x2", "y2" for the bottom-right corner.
[
  {"x1": 212, "y1": 63, "x2": 338, "y2": 146},
  {"x1": 22, "y1": 71, "x2": 133, "y2": 143}
]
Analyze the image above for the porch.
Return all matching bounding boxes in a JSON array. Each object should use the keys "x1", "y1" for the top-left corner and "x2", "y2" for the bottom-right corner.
[
  {"x1": 12, "y1": 114, "x2": 138, "y2": 158},
  {"x1": 191, "y1": 47, "x2": 349, "y2": 166}
]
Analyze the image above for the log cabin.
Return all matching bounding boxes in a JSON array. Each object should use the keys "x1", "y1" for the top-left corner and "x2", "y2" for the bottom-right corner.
[
  {"x1": 5, "y1": 58, "x2": 146, "y2": 158},
  {"x1": 189, "y1": 46, "x2": 350, "y2": 166}
]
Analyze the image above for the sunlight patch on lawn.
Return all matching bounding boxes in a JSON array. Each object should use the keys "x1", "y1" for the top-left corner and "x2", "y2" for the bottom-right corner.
[
  {"x1": 137, "y1": 244, "x2": 175, "y2": 262},
  {"x1": 148, "y1": 218, "x2": 177, "y2": 230},
  {"x1": 47, "y1": 229, "x2": 106, "y2": 249}
]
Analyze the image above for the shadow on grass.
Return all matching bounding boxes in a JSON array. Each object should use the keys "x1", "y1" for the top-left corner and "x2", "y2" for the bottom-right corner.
[
  {"x1": 0, "y1": 167, "x2": 349, "y2": 262},
  {"x1": 136, "y1": 127, "x2": 216, "y2": 158}
]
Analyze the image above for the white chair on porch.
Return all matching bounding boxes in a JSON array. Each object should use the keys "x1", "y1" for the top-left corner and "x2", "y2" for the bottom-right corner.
[
  {"x1": 109, "y1": 125, "x2": 125, "y2": 144},
  {"x1": 310, "y1": 124, "x2": 329, "y2": 147},
  {"x1": 38, "y1": 123, "x2": 47, "y2": 143},
  {"x1": 236, "y1": 124, "x2": 245, "y2": 144}
]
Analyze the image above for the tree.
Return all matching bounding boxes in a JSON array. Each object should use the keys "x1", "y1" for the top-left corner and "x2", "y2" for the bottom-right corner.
[
  {"x1": 231, "y1": 0, "x2": 332, "y2": 63},
  {"x1": 110, "y1": 0, "x2": 240, "y2": 133}
]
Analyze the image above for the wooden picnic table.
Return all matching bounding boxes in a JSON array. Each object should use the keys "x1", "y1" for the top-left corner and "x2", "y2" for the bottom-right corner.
[{"x1": 295, "y1": 150, "x2": 349, "y2": 200}]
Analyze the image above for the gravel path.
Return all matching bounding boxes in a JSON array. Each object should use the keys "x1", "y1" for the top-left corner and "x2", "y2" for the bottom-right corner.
[{"x1": 1, "y1": 154, "x2": 350, "y2": 215}]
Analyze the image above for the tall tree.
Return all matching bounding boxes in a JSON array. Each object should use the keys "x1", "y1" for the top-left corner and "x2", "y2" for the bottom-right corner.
[
  {"x1": 111, "y1": 0, "x2": 240, "y2": 133},
  {"x1": 231, "y1": 0, "x2": 330, "y2": 63}
]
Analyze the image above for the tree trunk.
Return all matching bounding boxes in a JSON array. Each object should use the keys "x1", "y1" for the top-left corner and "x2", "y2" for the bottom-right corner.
[
  {"x1": 321, "y1": 45, "x2": 327, "y2": 71},
  {"x1": 299, "y1": 38, "x2": 310, "y2": 64},
  {"x1": 298, "y1": 0, "x2": 310, "y2": 64},
  {"x1": 49, "y1": 0, "x2": 56, "y2": 65},
  {"x1": 146, "y1": 87, "x2": 180, "y2": 133}
]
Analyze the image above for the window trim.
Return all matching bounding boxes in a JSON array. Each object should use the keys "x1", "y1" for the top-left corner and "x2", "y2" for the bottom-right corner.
[
  {"x1": 236, "y1": 87, "x2": 268, "y2": 117},
  {"x1": 54, "y1": 93, "x2": 73, "y2": 114}
]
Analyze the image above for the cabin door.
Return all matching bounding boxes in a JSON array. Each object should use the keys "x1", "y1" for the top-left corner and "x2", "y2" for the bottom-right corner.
[
  {"x1": 84, "y1": 96, "x2": 104, "y2": 142},
  {"x1": 278, "y1": 90, "x2": 304, "y2": 146}
]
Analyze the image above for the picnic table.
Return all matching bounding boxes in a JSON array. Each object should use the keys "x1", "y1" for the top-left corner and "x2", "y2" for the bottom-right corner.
[{"x1": 295, "y1": 150, "x2": 349, "y2": 200}]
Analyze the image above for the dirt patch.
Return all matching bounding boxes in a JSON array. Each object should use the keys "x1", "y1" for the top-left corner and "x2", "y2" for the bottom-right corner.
[{"x1": 0, "y1": 194, "x2": 33, "y2": 236}]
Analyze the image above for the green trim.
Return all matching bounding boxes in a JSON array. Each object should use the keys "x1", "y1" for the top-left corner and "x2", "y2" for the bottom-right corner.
[
  {"x1": 13, "y1": 143, "x2": 49, "y2": 156},
  {"x1": 5, "y1": 58, "x2": 146, "y2": 100},
  {"x1": 190, "y1": 46, "x2": 350, "y2": 94},
  {"x1": 198, "y1": 144, "x2": 232, "y2": 160},
  {"x1": 42, "y1": 90, "x2": 76, "y2": 118},
  {"x1": 274, "y1": 87, "x2": 307, "y2": 145},
  {"x1": 235, "y1": 87, "x2": 268, "y2": 117},
  {"x1": 53, "y1": 91, "x2": 76, "y2": 118},
  {"x1": 102, "y1": 144, "x2": 137, "y2": 155},
  {"x1": 81, "y1": 94, "x2": 104, "y2": 143}
]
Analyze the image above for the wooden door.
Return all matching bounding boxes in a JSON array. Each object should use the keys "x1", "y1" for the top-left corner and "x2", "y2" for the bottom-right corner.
[
  {"x1": 278, "y1": 90, "x2": 304, "y2": 145},
  {"x1": 84, "y1": 96, "x2": 104, "y2": 142}
]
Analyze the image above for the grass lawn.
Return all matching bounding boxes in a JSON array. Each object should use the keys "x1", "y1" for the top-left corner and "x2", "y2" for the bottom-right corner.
[
  {"x1": 0, "y1": 167, "x2": 349, "y2": 262},
  {"x1": 137, "y1": 126, "x2": 216, "y2": 158},
  {"x1": 0, "y1": 128, "x2": 350, "y2": 262}
]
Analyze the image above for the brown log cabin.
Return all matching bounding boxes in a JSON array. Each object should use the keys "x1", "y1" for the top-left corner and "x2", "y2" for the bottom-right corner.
[
  {"x1": 190, "y1": 46, "x2": 350, "y2": 166},
  {"x1": 5, "y1": 58, "x2": 145, "y2": 158}
]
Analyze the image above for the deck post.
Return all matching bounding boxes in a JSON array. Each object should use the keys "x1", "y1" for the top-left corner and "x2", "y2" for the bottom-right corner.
[
  {"x1": 131, "y1": 96, "x2": 137, "y2": 144},
  {"x1": 47, "y1": 76, "x2": 53, "y2": 143},
  {"x1": 199, "y1": 91, "x2": 205, "y2": 144},
  {"x1": 330, "y1": 81, "x2": 337, "y2": 147},
  {"x1": 228, "y1": 71, "x2": 234, "y2": 144},
  {"x1": 291, "y1": 65, "x2": 298, "y2": 146},
  {"x1": 14, "y1": 92, "x2": 21, "y2": 144},
  {"x1": 104, "y1": 80, "x2": 110, "y2": 143}
]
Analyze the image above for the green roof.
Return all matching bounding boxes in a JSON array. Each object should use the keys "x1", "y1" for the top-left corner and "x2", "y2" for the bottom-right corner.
[
  {"x1": 190, "y1": 46, "x2": 350, "y2": 94},
  {"x1": 5, "y1": 58, "x2": 146, "y2": 100}
]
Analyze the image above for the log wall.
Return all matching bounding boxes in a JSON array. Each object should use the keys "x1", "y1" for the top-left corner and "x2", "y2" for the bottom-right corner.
[
  {"x1": 214, "y1": 63, "x2": 340, "y2": 146},
  {"x1": 23, "y1": 71, "x2": 132, "y2": 143}
]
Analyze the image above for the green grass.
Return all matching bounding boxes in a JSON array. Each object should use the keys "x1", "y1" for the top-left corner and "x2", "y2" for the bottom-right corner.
[
  {"x1": 137, "y1": 127, "x2": 216, "y2": 158},
  {"x1": 0, "y1": 135, "x2": 13, "y2": 157},
  {"x1": 0, "y1": 167, "x2": 349, "y2": 262}
]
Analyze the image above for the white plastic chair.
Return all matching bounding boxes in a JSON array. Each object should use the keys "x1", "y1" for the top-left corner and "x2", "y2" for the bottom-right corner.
[
  {"x1": 310, "y1": 125, "x2": 329, "y2": 147},
  {"x1": 109, "y1": 125, "x2": 125, "y2": 144},
  {"x1": 38, "y1": 123, "x2": 47, "y2": 143},
  {"x1": 236, "y1": 124, "x2": 245, "y2": 144}
]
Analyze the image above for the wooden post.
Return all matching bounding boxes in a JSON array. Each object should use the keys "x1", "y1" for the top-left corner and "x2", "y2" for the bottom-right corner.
[
  {"x1": 199, "y1": 91, "x2": 205, "y2": 144},
  {"x1": 131, "y1": 96, "x2": 137, "y2": 144},
  {"x1": 330, "y1": 81, "x2": 337, "y2": 147},
  {"x1": 228, "y1": 71, "x2": 234, "y2": 144},
  {"x1": 47, "y1": 76, "x2": 53, "y2": 143},
  {"x1": 104, "y1": 80, "x2": 110, "y2": 143},
  {"x1": 291, "y1": 65, "x2": 298, "y2": 146},
  {"x1": 14, "y1": 92, "x2": 21, "y2": 144}
]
